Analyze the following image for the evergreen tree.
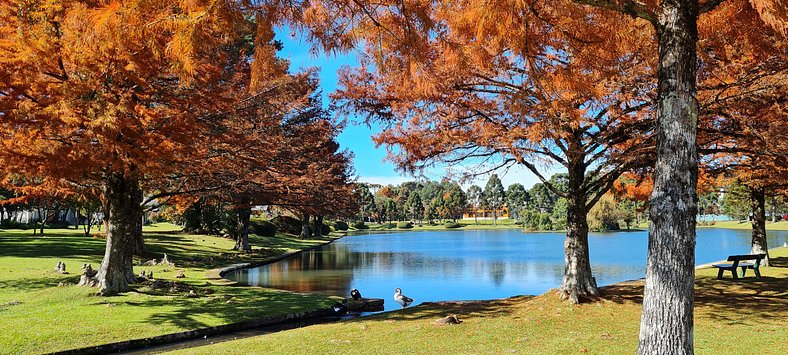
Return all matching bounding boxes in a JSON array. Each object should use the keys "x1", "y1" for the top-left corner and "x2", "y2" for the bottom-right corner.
[
  {"x1": 406, "y1": 192, "x2": 424, "y2": 223},
  {"x1": 506, "y1": 183, "x2": 529, "y2": 222},
  {"x1": 482, "y1": 174, "x2": 505, "y2": 226},
  {"x1": 466, "y1": 185, "x2": 483, "y2": 224}
]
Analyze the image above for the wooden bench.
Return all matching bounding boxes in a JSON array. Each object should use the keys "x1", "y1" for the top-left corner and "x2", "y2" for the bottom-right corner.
[{"x1": 712, "y1": 254, "x2": 766, "y2": 280}]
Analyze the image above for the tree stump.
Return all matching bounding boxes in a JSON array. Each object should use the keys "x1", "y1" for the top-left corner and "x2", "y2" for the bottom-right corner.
[
  {"x1": 54, "y1": 261, "x2": 68, "y2": 274},
  {"x1": 78, "y1": 264, "x2": 99, "y2": 287}
]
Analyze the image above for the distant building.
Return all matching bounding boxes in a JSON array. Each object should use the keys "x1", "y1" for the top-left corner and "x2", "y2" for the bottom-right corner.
[{"x1": 463, "y1": 206, "x2": 509, "y2": 220}]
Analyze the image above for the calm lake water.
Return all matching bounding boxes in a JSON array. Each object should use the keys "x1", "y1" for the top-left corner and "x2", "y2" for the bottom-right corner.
[{"x1": 226, "y1": 228, "x2": 788, "y2": 312}]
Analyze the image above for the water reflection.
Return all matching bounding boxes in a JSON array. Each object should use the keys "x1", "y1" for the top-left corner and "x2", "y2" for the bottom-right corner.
[{"x1": 226, "y1": 229, "x2": 788, "y2": 312}]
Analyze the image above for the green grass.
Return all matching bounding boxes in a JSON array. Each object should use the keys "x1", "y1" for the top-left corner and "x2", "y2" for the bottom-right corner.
[
  {"x1": 166, "y1": 247, "x2": 788, "y2": 354},
  {"x1": 0, "y1": 223, "x2": 337, "y2": 354},
  {"x1": 698, "y1": 220, "x2": 788, "y2": 231}
]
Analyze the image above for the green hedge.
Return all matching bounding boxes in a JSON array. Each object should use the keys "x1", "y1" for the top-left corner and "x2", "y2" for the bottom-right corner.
[
  {"x1": 444, "y1": 221, "x2": 461, "y2": 229},
  {"x1": 314, "y1": 223, "x2": 331, "y2": 236},
  {"x1": 271, "y1": 216, "x2": 302, "y2": 235},
  {"x1": 352, "y1": 222, "x2": 369, "y2": 229},
  {"x1": 250, "y1": 220, "x2": 277, "y2": 237},
  {"x1": 396, "y1": 221, "x2": 413, "y2": 229},
  {"x1": 333, "y1": 221, "x2": 349, "y2": 231}
]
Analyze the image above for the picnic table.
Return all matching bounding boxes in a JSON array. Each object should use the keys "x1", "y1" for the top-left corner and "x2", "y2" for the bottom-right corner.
[{"x1": 712, "y1": 254, "x2": 766, "y2": 279}]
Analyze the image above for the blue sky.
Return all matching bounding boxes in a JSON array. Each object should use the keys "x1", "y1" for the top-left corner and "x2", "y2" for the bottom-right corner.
[{"x1": 277, "y1": 29, "x2": 558, "y2": 189}]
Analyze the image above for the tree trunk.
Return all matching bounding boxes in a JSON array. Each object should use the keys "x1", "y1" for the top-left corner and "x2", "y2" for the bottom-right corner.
[
  {"x1": 638, "y1": 2, "x2": 699, "y2": 354},
  {"x1": 770, "y1": 193, "x2": 777, "y2": 223},
  {"x1": 300, "y1": 213, "x2": 311, "y2": 239},
  {"x1": 750, "y1": 187, "x2": 769, "y2": 266},
  {"x1": 74, "y1": 208, "x2": 80, "y2": 229},
  {"x1": 559, "y1": 140, "x2": 598, "y2": 304},
  {"x1": 101, "y1": 199, "x2": 110, "y2": 233},
  {"x1": 233, "y1": 206, "x2": 252, "y2": 252},
  {"x1": 132, "y1": 187, "x2": 145, "y2": 255},
  {"x1": 493, "y1": 210, "x2": 497, "y2": 226},
  {"x1": 83, "y1": 213, "x2": 93, "y2": 237},
  {"x1": 94, "y1": 172, "x2": 141, "y2": 296},
  {"x1": 313, "y1": 215, "x2": 324, "y2": 238}
]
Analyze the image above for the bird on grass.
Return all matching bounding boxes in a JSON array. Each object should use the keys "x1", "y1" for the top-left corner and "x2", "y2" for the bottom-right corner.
[
  {"x1": 350, "y1": 288, "x2": 362, "y2": 300},
  {"x1": 394, "y1": 288, "x2": 414, "y2": 309}
]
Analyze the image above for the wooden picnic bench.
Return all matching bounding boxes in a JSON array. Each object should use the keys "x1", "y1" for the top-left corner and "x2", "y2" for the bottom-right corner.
[{"x1": 712, "y1": 254, "x2": 766, "y2": 280}]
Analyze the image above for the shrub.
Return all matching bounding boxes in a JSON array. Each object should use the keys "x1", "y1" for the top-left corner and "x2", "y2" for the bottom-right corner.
[
  {"x1": 352, "y1": 221, "x2": 369, "y2": 229},
  {"x1": 382, "y1": 223, "x2": 397, "y2": 229},
  {"x1": 444, "y1": 221, "x2": 461, "y2": 229},
  {"x1": 538, "y1": 213, "x2": 553, "y2": 231},
  {"x1": 250, "y1": 220, "x2": 277, "y2": 237},
  {"x1": 0, "y1": 220, "x2": 31, "y2": 229},
  {"x1": 271, "y1": 215, "x2": 302, "y2": 235},
  {"x1": 312, "y1": 222, "x2": 331, "y2": 236},
  {"x1": 397, "y1": 221, "x2": 413, "y2": 229},
  {"x1": 333, "y1": 221, "x2": 349, "y2": 231}
]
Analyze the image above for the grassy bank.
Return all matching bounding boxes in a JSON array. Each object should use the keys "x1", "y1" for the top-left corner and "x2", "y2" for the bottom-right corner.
[
  {"x1": 698, "y1": 220, "x2": 788, "y2": 231},
  {"x1": 357, "y1": 219, "x2": 521, "y2": 232},
  {"x1": 167, "y1": 247, "x2": 788, "y2": 354},
  {"x1": 0, "y1": 223, "x2": 337, "y2": 354}
]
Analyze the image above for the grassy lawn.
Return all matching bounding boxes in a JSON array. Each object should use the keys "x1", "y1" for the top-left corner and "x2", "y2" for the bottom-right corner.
[
  {"x1": 634, "y1": 220, "x2": 788, "y2": 231},
  {"x1": 166, "y1": 247, "x2": 788, "y2": 354},
  {"x1": 0, "y1": 223, "x2": 337, "y2": 354}
]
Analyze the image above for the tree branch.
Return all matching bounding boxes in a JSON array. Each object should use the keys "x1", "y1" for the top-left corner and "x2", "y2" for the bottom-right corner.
[{"x1": 572, "y1": 0, "x2": 656, "y2": 24}]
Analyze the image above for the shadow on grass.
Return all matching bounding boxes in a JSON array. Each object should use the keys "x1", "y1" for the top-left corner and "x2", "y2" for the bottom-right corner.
[
  {"x1": 768, "y1": 256, "x2": 788, "y2": 268},
  {"x1": 0, "y1": 233, "x2": 105, "y2": 259},
  {"x1": 599, "y1": 264, "x2": 787, "y2": 326},
  {"x1": 0, "y1": 275, "x2": 79, "y2": 294},
  {"x1": 355, "y1": 296, "x2": 526, "y2": 324},
  {"x1": 123, "y1": 287, "x2": 334, "y2": 330}
]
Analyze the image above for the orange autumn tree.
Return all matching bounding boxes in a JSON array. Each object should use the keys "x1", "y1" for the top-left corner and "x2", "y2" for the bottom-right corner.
[
  {"x1": 294, "y1": 0, "x2": 785, "y2": 352},
  {"x1": 698, "y1": 38, "x2": 787, "y2": 265},
  {"x1": 0, "y1": 1, "x2": 315, "y2": 295},
  {"x1": 324, "y1": 1, "x2": 656, "y2": 303},
  {"x1": 566, "y1": 1, "x2": 784, "y2": 352},
  {"x1": 174, "y1": 90, "x2": 358, "y2": 249}
]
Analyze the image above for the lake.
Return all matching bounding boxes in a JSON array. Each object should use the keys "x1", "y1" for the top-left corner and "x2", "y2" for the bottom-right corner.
[{"x1": 225, "y1": 228, "x2": 788, "y2": 312}]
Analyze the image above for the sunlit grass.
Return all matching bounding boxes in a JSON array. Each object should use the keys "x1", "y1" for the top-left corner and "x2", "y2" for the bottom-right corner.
[
  {"x1": 0, "y1": 223, "x2": 336, "y2": 354},
  {"x1": 166, "y1": 247, "x2": 788, "y2": 354}
]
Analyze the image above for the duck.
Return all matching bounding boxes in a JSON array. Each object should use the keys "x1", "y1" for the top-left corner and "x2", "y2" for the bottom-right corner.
[
  {"x1": 394, "y1": 288, "x2": 414, "y2": 309},
  {"x1": 332, "y1": 300, "x2": 348, "y2": 315},
  {"x1": 350, "y1": 288, "x2": 362, "y2": 300}
]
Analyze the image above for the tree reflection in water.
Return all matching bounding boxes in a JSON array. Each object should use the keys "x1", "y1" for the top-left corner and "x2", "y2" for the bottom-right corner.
[{"x1": 225, "y1": 229, "x2": 788, "y2": 312}]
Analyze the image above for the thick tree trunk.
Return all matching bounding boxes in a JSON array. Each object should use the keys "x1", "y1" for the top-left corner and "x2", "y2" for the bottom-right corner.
[
  {"x1": 750, "y1": 187, "x2": 769, "y2": 266},
  {"x1": 94, "y1": 173, "x2": 141, "y2": 295},
  {"x1": 559, "y1": 141, "x2": 598, "y2": 304},
  {"x1": 313, "y1": 215, "x2": 324, "y2": 238},
  {"x1": 233, "y1": 206, "x2": 252, "y2": 252},
  {"x1": 300, "y1": 213, "x2": 311, "y2": 239},
  {"x1": 638, "y1": 2, "x2": 699, "y2": 354}
]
